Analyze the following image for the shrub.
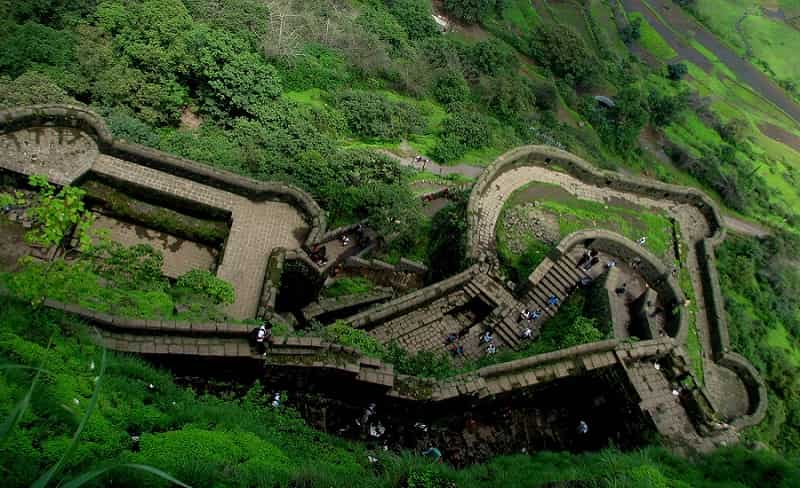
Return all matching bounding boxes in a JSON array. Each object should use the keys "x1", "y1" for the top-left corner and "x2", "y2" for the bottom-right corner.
[
  {"x1": 464, "y1": 38, "x2": 518, "y2": 77},
  {"x1": 332, "y1": 90, "x2": 425, "y2": 140},
  {"x1": 533, "y1": 81, "x2": 558, "y2": 111},
  {"x1": 528, "y1": 24, "x2": 600, "y2": 87},
  {"x1": 323, "y1": 321, "x2": 386, "y2": 357},
  {"x1": 175, "y1": 270, "x2": 236, "y2": 305},
  {"x1": 388, "y1": 0, "x2": 440, "y2": 40},
  {"x1": 0, "y1": 71, "x2": 77, "y2": 108},
  {"x1": 432, "y1": 69, "x2": 470, "y2": 106},
  {"x1": 442, "y1": 0, "x2": 498, "y2": 24},
  {"x1": 0, "y1": 21, "x2": 76, "y2": 77},
  {"x1": 431, "y1": 110, "x2": 493, "y2": 162}
]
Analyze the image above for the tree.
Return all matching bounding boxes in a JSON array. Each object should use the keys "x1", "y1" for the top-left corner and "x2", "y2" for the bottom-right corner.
[
  {"x1": 442, "y1": 0, "x2": 498, "y2": 24},
  {"x1": 0, "y1": 21, "x2": 76, "y2": 78},
  {"x1": 194, "y1": 29, "x2": 283, "y2": 119},
  {"x1": 619, "y1": 18, "x2": 642, "y2": 45},
  {"x1": 667, "y1": 62, "x2": 688, "y2": 81},
  {"x1": 22, "y1": 175, "x2": 95, "y2": 251},
  {"x1": 529, "y1": 24, "x2": 599, "y2": 88}
]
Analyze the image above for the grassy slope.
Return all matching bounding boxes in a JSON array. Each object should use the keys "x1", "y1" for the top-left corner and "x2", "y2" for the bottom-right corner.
[
  {"x1": 695, "y1": 0, "x2": 800, "y2": 87},
  {"x1": 4, "y1": 297, "x2": 799, "y2": 486},
  {"x1": 629, "y1": 12, "x2": 678, "y2": 61}
]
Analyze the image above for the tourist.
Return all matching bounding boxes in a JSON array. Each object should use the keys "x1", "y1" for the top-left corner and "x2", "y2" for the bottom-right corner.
[
  {"x1": 580, "y1": 276, "x2": 592, "y2": 287},
  {"x1": 254, "y1": 324, "x2": 269, "y2": 354},
  {"x1": 486, "y1": 343, "x2": 497, "y2": 355},
  {"x1": 481, "y1": 330, "x2": 493, "y2": 344},
  {"x1": 422, "y1": 446, "x2": 442, "y2": 462},
  {"x1": 369, "y1": 422, "x2": 386, "y2": 438},
  {"x1": 582, "y1": 256, "x2": 600, "y2": 271},
  {"x1": 631, "y1": 257, "x2": 642, "y2": 269},
  {"x1": 615, "y1": 283, "x2": 627, "y2": 296},
  {"x1": 356, "y1": 402, "x2": 377, "y2": 427},
  {"x1": 448, "y1": 343, "x2": 464, "y2": 357},
  {"x1": 520, "y1": 308, "x2": 532, "y2": 321},
  {"x1": 340, "y1": 234, "x2": 351, "y2": 246},
  {"x1": 547, "y1": 295, "x2": 559, "y2": 307},
  {"x1": 444, "y1": 333, "x2": 458, "y2": 345},
  {"x1": 520, "y1": 327, "x2": 533, "y2": 339},
  {"x1": 606, "y1": 259, "x2": 616, "y2": 269},
  {"x1": 531, "y1": 309, "x2": 542, "y2": 320},
  {"x1": 271, "y1": 392, "x2": 281, "y2": 408},
  {"x1": 577, "y1": 420, "x2": 589, "y2": 435},
  {"x1": 637, "y1": 236, "x2": 647, "y2": 246},
  {"x1": 576, "y1": 249, "x2": 591, "y2": 268}
]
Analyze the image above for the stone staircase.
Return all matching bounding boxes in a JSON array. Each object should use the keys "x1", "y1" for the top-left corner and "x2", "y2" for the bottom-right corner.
[{"x1": 514, "y1": 254, "x2": 592, "y2": 347}]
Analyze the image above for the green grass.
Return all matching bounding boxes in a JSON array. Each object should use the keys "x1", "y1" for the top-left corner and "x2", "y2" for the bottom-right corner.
[
  {"x1": 536, "y1": 198, "x2": 674, "y2": 258},
  {"x1": 765, "y1": 325, "x2": 800, "y2": 366},
  {"x1": 499, "y1": 0, "x2": 542, "y2": 32},
  {"x1": 679, "y1": 263, "x2": 705, "y2": 384},
  {"x1": 630, "y1": 12, "x2": 678, "y2": 61},
  {"x1": 321, "y1": 277, "x2": 375, "y2": 298},
  {"x1": 695, "y1": 0, "x2": 800, "y2": 88}
]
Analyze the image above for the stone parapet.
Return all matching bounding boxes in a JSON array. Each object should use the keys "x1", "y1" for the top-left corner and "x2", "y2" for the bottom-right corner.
[{"x1": 0, "y1": 105, "x2": 327, "y2": 247}]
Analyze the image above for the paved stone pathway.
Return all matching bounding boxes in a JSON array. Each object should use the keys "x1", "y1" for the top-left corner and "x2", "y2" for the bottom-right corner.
[
  {"x1": 0, "y1": 127, "x2": 310, "y2": 319},
  {"x1": 92, "y1": 155, "x2": 308, "y2": 318},
  {"x1": 0, "y1": 127, "x2": 98, "y2": 185},
  {"x1": 473, "y1": 164, "x2": 750, "y2": 417}
]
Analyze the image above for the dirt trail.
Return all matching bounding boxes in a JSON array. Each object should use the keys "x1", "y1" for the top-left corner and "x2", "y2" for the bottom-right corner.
[
  {"x1": 622, "y1": 0, "x2": 800, "y2": 124},
  {"x1": 722, "y1": 215, "x2": 771, "y2": 238}
]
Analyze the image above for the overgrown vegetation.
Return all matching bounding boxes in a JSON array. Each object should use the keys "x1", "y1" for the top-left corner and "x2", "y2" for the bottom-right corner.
[
  {"x1": 717, "y1": 234, "x2": 800, "y2": 456},
  {"x1": 4, "y1": 297, "x2": 800, "y2": 487}
]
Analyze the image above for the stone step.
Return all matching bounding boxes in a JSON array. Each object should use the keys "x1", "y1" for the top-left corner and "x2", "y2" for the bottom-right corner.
[
  {"x1": 555, "y1": 258, "x2": 583, "y2": 283},
  {"x1": 544, "y1": 271, "x2": 571, "y2": 295},
  {"x1": 493, "y1": 315, "x2": 520, "y2": 349},
  {"x1": 538, "y1": 277, "x2": 564, "y2": 303}
]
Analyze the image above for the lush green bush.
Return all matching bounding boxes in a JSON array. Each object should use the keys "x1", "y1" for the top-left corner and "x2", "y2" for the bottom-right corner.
[
  {"x1": 464, "y1": 38, "x2": 519, "y2": 78},
  {"x1": 431, "y1": 110, "x2": 493, "y2": 162},
  {"x1": 432, "y1": 69, "x2": 470, "y2": 106},
  {"x1": 332, "y1": 89, "x2": 425, "y2": 140},
  {"x1": 323, "y1": 320, "x2": 386, "y2": 358},
  {"x1": 0, "y1": 71, "x2": 77, "y2": 107},
  {"x1": 388, "y1": 0, "x2": 440, "y2": 40},
  {"x1": 176, "y1": 269, "x2": 236, "y2": 305},
  {"x1": 442, "y1": 0, "x2": 499, "y2": 24},
  {"x1": 528, "y1": 24, "x2": 600, "y2": 87}
]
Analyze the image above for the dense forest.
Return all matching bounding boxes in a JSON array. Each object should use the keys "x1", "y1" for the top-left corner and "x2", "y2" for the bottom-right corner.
[{"x1": 1, "y1": 0, "x2": 800, "y2": 486}]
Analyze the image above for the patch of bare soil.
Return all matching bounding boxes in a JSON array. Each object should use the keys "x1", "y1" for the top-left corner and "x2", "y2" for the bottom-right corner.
[
  {"x1": 758, "y1": 122, "x2": 800, "y2": 152},
  {"x1": 180, "y1": 106, "x2": 202, "y2": 130}
]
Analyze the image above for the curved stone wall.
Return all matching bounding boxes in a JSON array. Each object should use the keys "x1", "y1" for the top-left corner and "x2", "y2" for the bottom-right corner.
[
  {"x1": 0, "y1": 105, "x2": 327, "y2": 246},
  {"x1": 466, "y1": 145, "x2": 766, "y2": 428},
  {"x1": 550, "y1": 229, "x2": 688, "y2": 341},
  {"x1": 466, "y1": 145, "x2": 724, "y2": 262}
]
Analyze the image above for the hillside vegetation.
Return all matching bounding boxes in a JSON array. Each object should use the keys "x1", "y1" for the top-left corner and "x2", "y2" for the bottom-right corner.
[{"x1": 1, "y1": 0, "x2": 800, "y2": 485}]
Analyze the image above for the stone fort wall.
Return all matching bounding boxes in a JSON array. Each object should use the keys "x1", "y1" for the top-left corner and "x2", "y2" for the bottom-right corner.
[
  {"x1": 0, "y1": 105, "x2": 327, "y2": 247},
  {"x1": 465, "y1": 145, "x2": 766, "y2": 428}
]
